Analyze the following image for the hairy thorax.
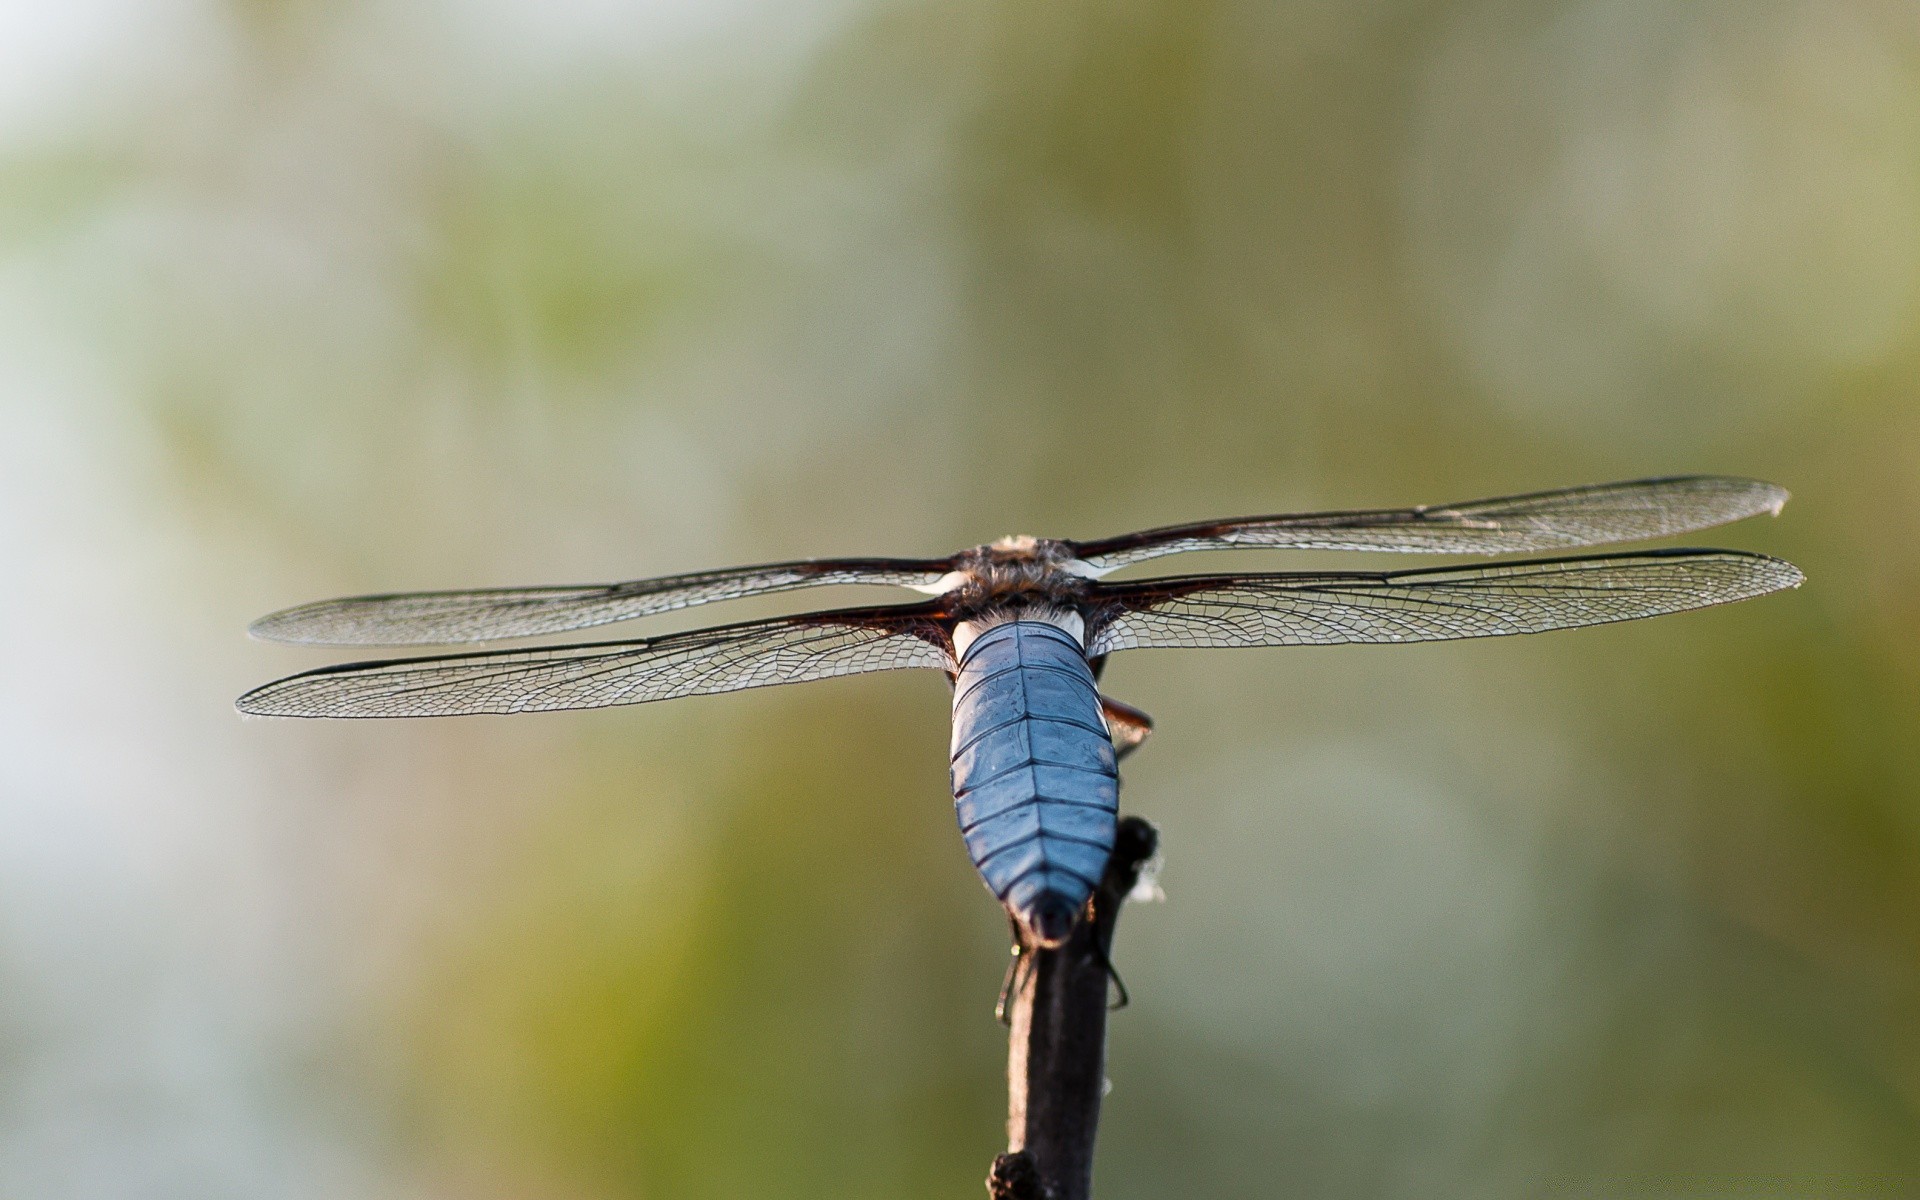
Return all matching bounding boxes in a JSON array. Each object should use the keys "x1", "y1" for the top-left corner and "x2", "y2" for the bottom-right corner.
[
  {"x1": 936, "y1": 537, "x2": 1098, "y2": 658},
  {"x1": 942, "y1": 537, "x2": 1093, "y2": 616}
]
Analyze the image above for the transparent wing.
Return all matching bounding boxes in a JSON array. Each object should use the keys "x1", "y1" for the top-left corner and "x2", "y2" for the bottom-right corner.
[
  {"x1": 237, "y1": 604, "x2": 955, "y2": 718},
  {"x1": 1086, "y1": 550, "x2": 1803, "y2": 654},
  {"x1": 1072, "y1": 476, "x2": 1789, "y2": 572},
  {"x1": 248, "y1": 557, "x2": 954, "y2": 646}
]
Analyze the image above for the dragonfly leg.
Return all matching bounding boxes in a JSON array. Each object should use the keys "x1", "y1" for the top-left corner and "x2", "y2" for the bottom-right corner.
[
  {"x1": 1088, "y1": 937, "x2": 1130, "y2": 1011},
  {"x1": 995, "y1": 914, "x2": 1030, "y2": 1025},
  {"x1": 1098, "y1": 694, "x2": 1154, "y2": 761}
]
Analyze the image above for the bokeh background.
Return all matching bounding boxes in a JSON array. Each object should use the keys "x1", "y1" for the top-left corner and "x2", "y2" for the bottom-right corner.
[{"x1": 2, "y1": 1, "x2": 1917, "y2": 1196}]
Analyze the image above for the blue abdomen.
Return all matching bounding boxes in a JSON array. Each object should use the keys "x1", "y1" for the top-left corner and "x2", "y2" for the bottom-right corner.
[{"x1": 949, "y1": 620, "x2": 1117, "y2": 943}]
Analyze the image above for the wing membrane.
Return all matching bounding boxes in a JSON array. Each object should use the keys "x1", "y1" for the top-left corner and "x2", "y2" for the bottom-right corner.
[
  {"x1": 1073, "y1": 476, "x2": 1788, "y2": 571},
  {"x1": 249, "y1": 557, "x2": 953, "y2": 646},
  {"x1": 237, "y1": 603, "x2": 955, "y2": 718},
  {"x1": 1086, "y1": 550, "x2": 1802, "y2": 653}
]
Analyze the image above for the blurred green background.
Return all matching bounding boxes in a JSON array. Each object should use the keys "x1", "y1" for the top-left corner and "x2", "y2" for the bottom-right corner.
[{"x1": 2, "y1": 0, "x2": 1916, "y2": 1196}]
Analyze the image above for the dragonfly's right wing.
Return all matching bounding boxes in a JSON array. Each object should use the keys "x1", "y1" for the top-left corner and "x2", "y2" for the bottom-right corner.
[
  {"x1": 1072, "y1": 476, "x2": 1788, "y2": 572},
  {"x1": 237, "y1": 602, "x2": 955, "y2": 718},
  {"x1": 1085, "y1": 549, "x2": 1803, "y2": 654},
  {"x1": 249, "y1": 557, "x2": 954, "y2": 646}
]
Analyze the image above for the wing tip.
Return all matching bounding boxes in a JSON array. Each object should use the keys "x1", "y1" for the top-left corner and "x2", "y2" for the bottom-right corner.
[
  {"x1": 1739, "y1": 477, "x2": 1790, "y2": 518},
  {"x1": 248, "y1": 604, "x2": 343, "y2": 645},
  {"x1": 234, "y1": 692, "x2": 285, "y2": 718},
  {"x1": 1715, "y1": 549, "x2": 1803, "y2": 595},
  {"x1": 1650, "y1": 474, "x2": 1788, "y2": 514},
  {"x1": 235, "y1": 679, "x2": 306, "y2": 717},
  {"x1": 248, "y1": 604, "x2": 454, "y2": 648},
  {"x1": 247, "y1": 615, "x2": 301, "y2": 645},
  {"x1": 237, "y1": 664, "x2": 367, "y2": 717}
]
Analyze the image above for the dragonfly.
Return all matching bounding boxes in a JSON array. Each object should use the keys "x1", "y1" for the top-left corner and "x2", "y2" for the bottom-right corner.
[{"x1": 240, "y1": 475, "x2": 1801, "y2": 946}]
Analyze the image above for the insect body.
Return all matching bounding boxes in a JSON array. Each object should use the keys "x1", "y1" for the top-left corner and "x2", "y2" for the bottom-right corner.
[
  {"x1": 240, "y1": 476, "x2": 1802, "y2": 945},
  {"x1": 951, "y1": 618, "x2": 1117, "y2": 944}
]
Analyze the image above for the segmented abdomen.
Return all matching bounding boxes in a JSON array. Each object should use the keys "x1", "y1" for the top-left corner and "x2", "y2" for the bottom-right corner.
[{"x1": 949, "y1": 621, "x2": 1118, "y2": 941}]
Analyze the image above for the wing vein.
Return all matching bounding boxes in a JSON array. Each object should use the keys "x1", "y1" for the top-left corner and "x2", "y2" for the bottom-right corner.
[
  {"x1": 249, "y1": 557, "x2": 954, "y2": 646},
  {"x1": 1087, "y1": 550, "x2": 1804, "y2": 654},
  {"x1": 1074, "y1": 476, "x2": 1788, "y2": 570},
  {"x1": 238, "y1": 604, "x2": 955, "y2": 718}
]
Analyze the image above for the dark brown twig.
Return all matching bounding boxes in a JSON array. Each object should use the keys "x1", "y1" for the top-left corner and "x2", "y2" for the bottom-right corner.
[{"x1": 990, "y1": 816, "x2": 1159, "y2": 1200}]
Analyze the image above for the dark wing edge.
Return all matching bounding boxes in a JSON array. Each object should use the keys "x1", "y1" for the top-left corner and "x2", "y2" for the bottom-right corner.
[
  {"x1": 1084, "y1": 549, "x2": 1803, "y2": 654},
  {"x1": 247, "y1": 557, "x2": 955, "y2": 646},
  {"x1": 1071, "y1": 476, "x2": 1790, "y2": 571},
  {"x1": 236, "y1": 602, "x2": 956, "y2": 719}
]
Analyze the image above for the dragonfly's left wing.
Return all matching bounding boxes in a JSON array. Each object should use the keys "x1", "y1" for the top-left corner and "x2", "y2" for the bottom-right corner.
[
  {"x1": 1072, "y1": 476, "x2": 1787, "y2": 572},
  {"x1": 237, "y1": 603, "x2": 954, "y2": 718},
  {"x1": 1085, "y1": 549, "x2": 1802, "y2": 654},
  {"x1": 249, "y1": 557, "x2": 953, "y2": 646}
]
